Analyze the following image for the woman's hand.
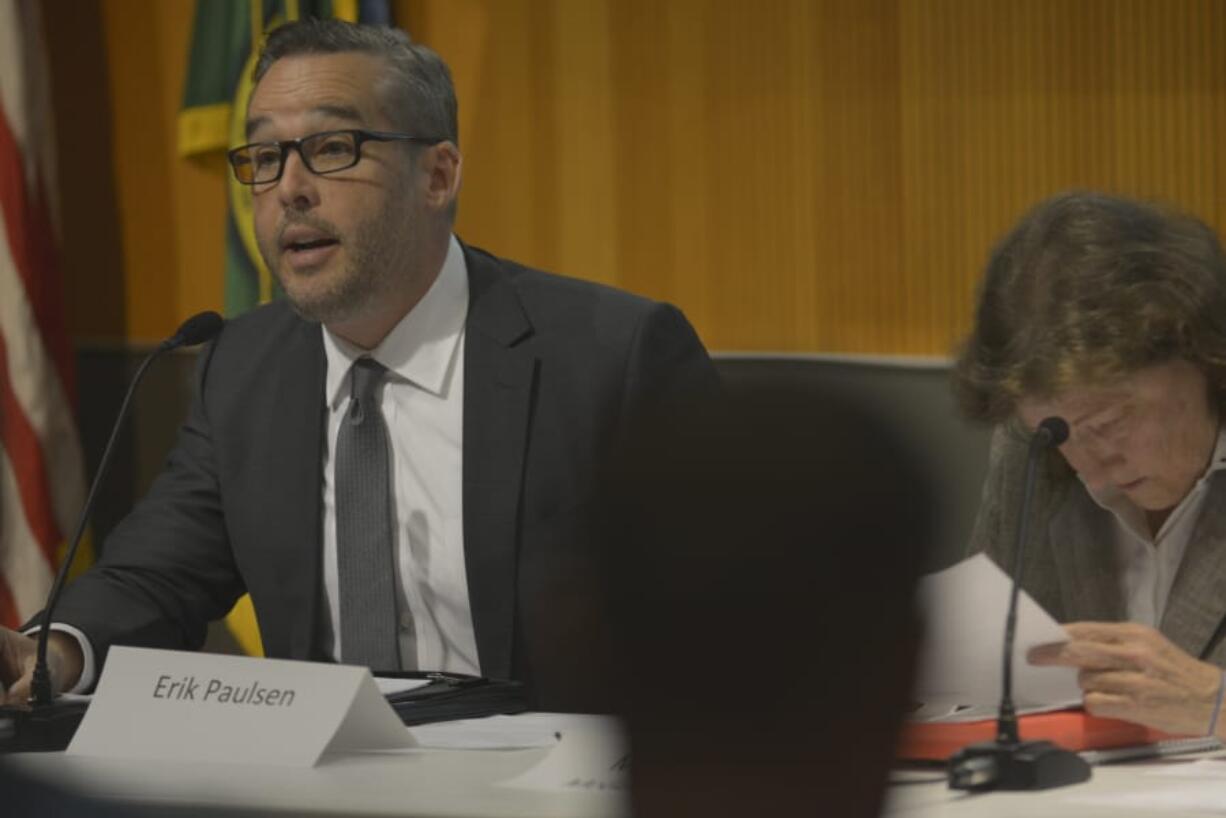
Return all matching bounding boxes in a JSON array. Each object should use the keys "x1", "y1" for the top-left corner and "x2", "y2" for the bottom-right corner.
[{"x1": 1028, "y1": 621, "x2": 1223, "y2": 737}]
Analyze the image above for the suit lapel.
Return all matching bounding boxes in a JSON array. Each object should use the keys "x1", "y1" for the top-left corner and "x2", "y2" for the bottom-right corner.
[
  {"x1": 1161, "y1": 476, "x2": 1226, "y2": 659},
  {"x1": 266, "y1": 319, "x2": 327, "y2": 660},
  {"x1": 461, "y1": 247, "x2": 535, "y2": 678},
  {"x1": 1048, "y1": 487, "x2": 1124, "y2": 622}
]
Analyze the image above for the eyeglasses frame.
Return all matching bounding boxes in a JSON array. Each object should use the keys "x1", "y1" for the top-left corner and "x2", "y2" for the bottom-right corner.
[{"x1": 226, "y1": 129, "x2": 446, "y2": 185}]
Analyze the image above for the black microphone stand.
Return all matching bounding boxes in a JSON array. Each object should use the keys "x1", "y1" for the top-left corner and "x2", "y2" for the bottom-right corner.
[
  {"x1": 947, "y1": 417, "x2": 1092, "y2": 791},
  {"x1": 0, "y1": 312, "x2": 223, "y2": 753}
]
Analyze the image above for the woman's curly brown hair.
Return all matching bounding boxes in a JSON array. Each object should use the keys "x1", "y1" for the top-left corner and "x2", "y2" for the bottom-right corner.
[{"x1": 953, "y1": 191, "x2": 1226, "y2": 423}]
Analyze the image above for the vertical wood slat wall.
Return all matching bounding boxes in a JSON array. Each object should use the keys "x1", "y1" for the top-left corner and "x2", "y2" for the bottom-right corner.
[{"x1": 66, "y1": 0, "x2": 1226, "y2": 354}]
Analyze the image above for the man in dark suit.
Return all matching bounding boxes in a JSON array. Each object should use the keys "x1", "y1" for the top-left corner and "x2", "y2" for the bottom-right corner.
[{"x1": 0, "y1": 19, "x2": 714, "y2": 710}]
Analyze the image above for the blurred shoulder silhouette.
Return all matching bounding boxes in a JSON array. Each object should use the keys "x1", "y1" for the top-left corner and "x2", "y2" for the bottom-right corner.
[{"x1": 606, "y1": 377, "x2": 935, "y2": 817}]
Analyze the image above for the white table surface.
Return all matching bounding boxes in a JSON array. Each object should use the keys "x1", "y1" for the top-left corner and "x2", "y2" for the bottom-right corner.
[
  {"x1": 6, "y1": 743, "x2": 627, "y2": 817},
  {"x1": 885, "y1": 752, "x2": 1226, "y2": 817},
  {"x1": 11, "y1": 734, "x2": 1226, "y2": 817}
]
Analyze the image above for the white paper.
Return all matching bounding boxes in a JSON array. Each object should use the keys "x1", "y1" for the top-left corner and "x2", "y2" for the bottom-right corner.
[
  {"x1": 411, "y1": 712, "x2": 614, "y2": 750},
  {"x1": 498, "y1": 718, "x2": 629, "y2": 792},
  {"x1": 910, "y1": 700, "x2": 1076, "y2": 724},
  {"x1": 68, "y1": 647, "x2": 414, "y2": 767},
  {"x1": 372, "y1": 677, "x2": 432, "y2": 697},
  {"x1": 915, "y1": 553, "x2": 1081, "y2": 709}
]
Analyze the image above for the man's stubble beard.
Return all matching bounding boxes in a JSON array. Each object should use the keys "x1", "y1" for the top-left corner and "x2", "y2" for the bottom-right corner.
[{"x1": 267, "y1": 201, "x2": 416, "y2": 327}]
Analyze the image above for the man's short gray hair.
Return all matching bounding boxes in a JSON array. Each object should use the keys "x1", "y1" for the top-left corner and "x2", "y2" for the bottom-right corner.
[{"x1": 254, "y1": 18, "x2": 458, "y2": 145}]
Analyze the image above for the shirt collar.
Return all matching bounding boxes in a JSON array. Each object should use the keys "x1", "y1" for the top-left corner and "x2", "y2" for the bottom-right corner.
[
  {"x1": 1206, "y1": 423, "x2": 1226, "y2": 476},
  {"x1": 322, "y1": 234, "x2": 469, "y2": 408}
]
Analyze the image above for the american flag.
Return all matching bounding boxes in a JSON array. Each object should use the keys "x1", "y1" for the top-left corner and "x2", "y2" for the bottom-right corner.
[{"x1": 0, "y1": 0, "x2": 87, "y2": 628}]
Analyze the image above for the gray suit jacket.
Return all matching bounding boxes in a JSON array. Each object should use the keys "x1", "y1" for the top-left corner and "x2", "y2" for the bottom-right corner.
[
  {"x1": 49, "y1": 243, "x2": 718, "y2": 708},
  {"x1": 968, "y1": 425, "x2": 1226, "y2": 666}
]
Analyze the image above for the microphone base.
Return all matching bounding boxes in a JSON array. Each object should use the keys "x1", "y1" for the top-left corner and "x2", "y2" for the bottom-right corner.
[
  {"x1": 948, "y1": 739, "x2": 1092, "y2": 791},
  {"x1": 0, "y1": 700, "x2": 88, "y2": 754}
]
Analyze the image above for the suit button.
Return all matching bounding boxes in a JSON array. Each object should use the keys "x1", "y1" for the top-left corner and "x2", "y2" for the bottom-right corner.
[{"x1": 399, "y1": 612, "x2": 414, "y2": 631}]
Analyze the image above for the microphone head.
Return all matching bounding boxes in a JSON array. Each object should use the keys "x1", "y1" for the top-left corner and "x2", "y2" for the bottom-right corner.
[
  {"x1": 1037, "y1": 416, "x2": 1069, "y2": 447},
  {"x1": 170, "y1": 311, "x2": 224, "y2": 348}
]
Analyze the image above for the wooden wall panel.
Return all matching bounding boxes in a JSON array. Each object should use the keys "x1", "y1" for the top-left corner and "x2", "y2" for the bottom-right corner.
[
  {"x1": 53, "y1": 1, "x2": 1226, "y2": 354},
  {"x1": 41, "y1": 0, "x2": 125, "y2": 341},
  {"x1": 92, "y1": 0, "x2": 225, "y2": 343},
  {"x1": 898, "y1": 0, "x2": 1226, "y2": 353},
  {"x1": 415, "y1": 0, "x2": 1226, "y2": 354},
  {"x1": 95, "y1": 0, "x2": 180, "y2": 342}
]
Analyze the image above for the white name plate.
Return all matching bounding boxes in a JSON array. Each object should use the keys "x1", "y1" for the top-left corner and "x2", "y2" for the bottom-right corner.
[{"x1": 68, "y1": 646, "x2": 414, "y2": 766}]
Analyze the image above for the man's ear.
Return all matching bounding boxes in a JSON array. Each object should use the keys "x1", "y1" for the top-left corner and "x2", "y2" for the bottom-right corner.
[{"x1": 421, "y1": 141, "x2": 462, "y2": 214}]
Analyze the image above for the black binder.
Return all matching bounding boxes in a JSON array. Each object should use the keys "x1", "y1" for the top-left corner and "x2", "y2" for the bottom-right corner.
[{"x1": 376, "y1": 671, "x2": 528, "y2": 726}]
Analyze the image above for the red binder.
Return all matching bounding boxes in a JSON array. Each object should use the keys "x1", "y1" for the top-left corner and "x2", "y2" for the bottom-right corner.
[{"x1": 898, "y1": 708, "x2": 1178, "y2": 761}]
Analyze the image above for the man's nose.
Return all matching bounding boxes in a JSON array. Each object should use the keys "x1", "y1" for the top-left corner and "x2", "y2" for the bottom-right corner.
[{"x1": 276, "y1": 149, "x2": 320, "y2": 210}]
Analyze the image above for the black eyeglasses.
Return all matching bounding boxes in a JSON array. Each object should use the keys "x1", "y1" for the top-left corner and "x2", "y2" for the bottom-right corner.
[{"x1": 227, "y1": 129, "x2": 444, "y2": 185}]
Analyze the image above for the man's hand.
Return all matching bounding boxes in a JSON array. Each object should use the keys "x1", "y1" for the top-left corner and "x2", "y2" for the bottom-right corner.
[
  {"x1": 0, "y1": 628, "x2": 84, "y2": 706},
  {"x1": 1028, "y1": 621, "x2": 1222, "y2": 737}
]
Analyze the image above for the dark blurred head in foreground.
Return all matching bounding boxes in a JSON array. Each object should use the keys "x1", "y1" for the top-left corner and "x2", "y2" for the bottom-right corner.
[{"x1": 606, "y1": 380, "x2": 935, "y2": 817}]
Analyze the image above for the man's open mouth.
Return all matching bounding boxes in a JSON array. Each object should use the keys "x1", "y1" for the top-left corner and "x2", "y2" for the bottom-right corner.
[{"x1": 286, "y1": 238, "x2": 339, "y2": 252}]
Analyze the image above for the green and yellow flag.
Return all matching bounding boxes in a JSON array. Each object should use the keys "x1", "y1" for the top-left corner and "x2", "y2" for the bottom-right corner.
[{"x1": 179, "y1": 0, "x2": 393, "y2": 655}]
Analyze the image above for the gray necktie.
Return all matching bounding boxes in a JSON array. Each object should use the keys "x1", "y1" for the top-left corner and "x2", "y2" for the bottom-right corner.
[{"x1": 336, "y1": 358, "x2": 402, "y2": 671}]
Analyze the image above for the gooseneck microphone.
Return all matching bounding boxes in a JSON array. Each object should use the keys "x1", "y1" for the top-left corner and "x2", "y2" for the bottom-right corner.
[
  {"x1": 159, "y1": 310, "x2": 225, "y2": 352},
  {"x1": 2, "y1": 311, "x2": 223, "y2": 751},
  {"x1": 948, "y1": 416, "x2": 1092, "y2": 791}
]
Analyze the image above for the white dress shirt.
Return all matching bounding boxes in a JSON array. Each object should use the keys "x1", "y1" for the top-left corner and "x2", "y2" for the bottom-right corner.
[
  {"x1": 1084, "y1": 427, "x2": 1226, "y2": 626},
  {"x1": 319, "y1": 235, "x2": 480, "y2": 673}
]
